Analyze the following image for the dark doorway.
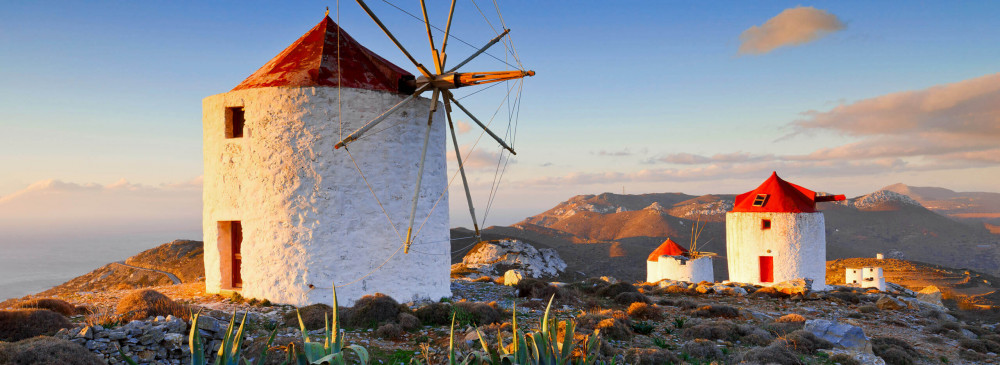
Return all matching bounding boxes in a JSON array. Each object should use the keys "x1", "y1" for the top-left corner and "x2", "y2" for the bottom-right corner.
[{"x1": 230, "y1": 221, "x2": 243, "y2": 288}]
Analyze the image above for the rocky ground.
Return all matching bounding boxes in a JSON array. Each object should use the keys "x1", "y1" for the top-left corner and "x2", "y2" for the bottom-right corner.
[{"x1": 3, "y1": 239, "x2": 1000, "y2": 364}]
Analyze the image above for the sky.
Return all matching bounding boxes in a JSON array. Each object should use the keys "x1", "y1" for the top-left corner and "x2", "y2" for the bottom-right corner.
[{"x1": 2, "y1": 1, "x2": 999, "y2": 239}]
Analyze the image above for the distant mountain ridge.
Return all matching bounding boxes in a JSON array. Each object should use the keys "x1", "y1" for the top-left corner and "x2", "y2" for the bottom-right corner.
[
  {"x1": 882, "y1": 183, "x2": 1000, "y2": 224},
  {"x1": 454, "y1": 184, "x2": 1000, "y2": 282}
]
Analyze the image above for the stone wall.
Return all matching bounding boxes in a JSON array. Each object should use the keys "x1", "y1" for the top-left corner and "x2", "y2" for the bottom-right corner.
[{"x1": 203, "y1": 86, "x2": 451, "y2": 306}]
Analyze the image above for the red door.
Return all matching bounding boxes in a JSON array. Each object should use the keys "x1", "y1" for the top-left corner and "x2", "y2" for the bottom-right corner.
[
  {"x1": 231, "y1": 221, "x2": 243, "y2": 288},
  {"x1": 759, "y1": 256, "x2": 773, "y2": 283}
]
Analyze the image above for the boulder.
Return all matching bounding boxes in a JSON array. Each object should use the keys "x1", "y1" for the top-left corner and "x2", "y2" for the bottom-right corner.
[
  {"x1": 461, "y1": 239, "x2": 567, "y2": 278},
  {"x1": 803, "y1": 319, "x2": 871, "y2": 353},
  {"x1": 819, "y1": 349, "x2": 886, "y2": 365},
  {"x1": 875, "y1": 296, "x2": 906, "y2": 311},
  {"x1": 503, "y1": 269, "x2": 525, "y2": 286},
  {"x1": 773, "y1": 279, "x2": 812, "y2": 296},
  {"x1": 916, "y1": 285, "x2": 944, "y2": 307}
]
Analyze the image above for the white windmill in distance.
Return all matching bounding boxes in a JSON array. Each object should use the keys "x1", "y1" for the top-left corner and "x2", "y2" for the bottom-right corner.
[{"x1": 334, "y1": 0, "x2": 535, "y2": 253}]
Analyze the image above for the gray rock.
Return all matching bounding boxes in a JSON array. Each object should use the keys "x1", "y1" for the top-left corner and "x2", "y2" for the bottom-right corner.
[
  {"x1": 961, "y1": 329, "x2": 979, "y2": 339},
  {"x1": 108, "y1": 330, "x2": 127, "y2": 340},
  {"x1": 164, "y1": 333, "x2": 185, "y2": 349},
  {"x1": 139, "y1": 327, "x2": 165, "y2": 345},
  {"x1": 503, "y1": 269, "x2": 525, "y2": 286},
  {"x1": 78, "y1": 326, "x2": 95, "y2": 340},
  {"x1": 876, "y1": 296, "x2": 907, "y2": 310},
  {"x1": 819, "y1": 349, "x2": 885, "y2": 365},
  {"x1": 773, "y1": 279, "x2": 812, "y2": 296},
  {"x1": 461, "y1": 239, "x2": 567, "y2": 278},
  {"x1": 196, "y1": 315, "x2": 221, "y2": 333},
  {"x1": 803, "y1": 319, "x2": 871, "y2": 353}
]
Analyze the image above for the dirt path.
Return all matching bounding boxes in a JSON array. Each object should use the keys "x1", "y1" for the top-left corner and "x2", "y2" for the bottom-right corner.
[{"x1": 113, "y1": 261, "x2": 182, "y2": 285}]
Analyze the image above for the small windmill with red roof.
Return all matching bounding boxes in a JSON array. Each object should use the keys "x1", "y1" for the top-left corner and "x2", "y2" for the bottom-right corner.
[
  {"x1": 646, "y1": 238, "x2": 715, "y2": 283},
  {"x1": 725, "y1": 172, "x2": 845, "y2": 289}
]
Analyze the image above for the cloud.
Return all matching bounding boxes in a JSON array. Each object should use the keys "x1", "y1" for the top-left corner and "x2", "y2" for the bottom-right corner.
[
  {"x1": 448, "y1": 145, "x2": 514, "y2": 170},
  {"x1": 645, "y1": 152, "x2": 775, "y2": 165},
  {"x1": 0, "y1": 178, "x2": 202, "y2": 234},
  {"x1": 594, "y1": 148, "x2": 633, "y2": 157},
  {"x1": 791, "y1": 73, "x2": 1000, "y2": 164},
  {"x1": 455, "y1": 121, "x2": 472, "y2": 134},
  {"x1": 739, "y1": 6, "x2": 845, "y2": 55}
]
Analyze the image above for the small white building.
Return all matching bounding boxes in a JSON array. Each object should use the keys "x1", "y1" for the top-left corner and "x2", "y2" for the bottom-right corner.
[
  {"x1": 646, "y1": 238, "x2": 713, "y2": 283},
  {"x1": 725, "y1": 172, "x2": 844, "y2": 289},
  {"x1": 202, "y1": 16, "x2": 451, "y2": 306},
  {"x1": 846, "y1": 267, "x2": 886, "y2": 291}
]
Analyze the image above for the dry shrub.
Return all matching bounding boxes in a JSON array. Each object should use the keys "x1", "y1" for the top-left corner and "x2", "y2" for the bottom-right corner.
[
  {"x1": 764, "y1": 321, "x2": 804, "y2": 336},
  {"x1": 681, "y1": 339, "x2": 723, "y2": 360},
  {"x1": 775, "y1": 313, "x2": 805, "y2": 323},
  {"x1": 115, "y1": 289, "x2": 187, "y2": 322},
  {"x1": 858, "y1": 305, "x2": 878, "y2": 313},
  {"x1": 576, "y1": 313, "x2": 611, "y2": 331},
  {"x1": 0, "y1": 309, "x2": 72, "y2": 341},
  {"x1": 774, "y1": 330, "x2": 833, "y2": 354},
  {"x1": 749, "y1": 286, "x2": 787, "y2": 299},
  {"x1": 690, "y1": 304, "x2": 739, "y2": 318},
  {"x1": 450, "y1": 264, "x2": 477, "y2": 278},
  {"x1": 398, "y1": 313, "x2": 421, "y2": 331},
  {"x1": 454, "y1": 301, "x2": 502, "y2": 325},
  {"x1": 473, "y1": 276, "x2": 493, "y2": 283},
  {"x1": 739, "y1": 343, "x2": 802, "y2": 365},
  {"x1": 414, "y1": 302, "x2": 452, "y2": 326},
  {"x1": 375, "y1": 323, "x2": 403, "y2": 339},
  {"x1": 959, "y1": 338, "x2": 1000, "y2": 353},
  {"x1": 0, "y1": 336, "x2": 104, "y2": 365},
  {"x1": 282, "y1": 303, "x2": 333, "y2": 330},
  {"x1": 871, "y1": 337, "x2": 920, "y2": 365},
  {"x1": 830, "y1": 353, "x2": 861, "y2": 365},
  {"x1": 596, "y1": 318, "x2": 632, "y2": 340},
  {"x1": 622, "y1": 348, "x2": 681, "y2": 365},
  {"x1": 13, "y1": 299, "x2": 75, "y2": 317},
  {"x1": 626, "y1": 302, "x2": 661, "y2": 320},
  {"x1": 826, "y1": 291, "x2": 861, "y2": 304},
  {"x1": 671, "y1": 299, "x2": 700, "y2": 310},
  {"x1": 660, "y1": 285, "x2": 692, "y2": 295},
  {"x1": 597, "y1": 282, "x2": 638, "y2": 298},
  {"x1": 343, "y1": 293, "x2": 400, "y2": 328},
  {"x1": 570, "y1": 278, "x2": 611, "y2": 295},
  {"x1": 959, "y1": 349, "x2": 990, "y2": 362},
  {"x1": 681, "y1": 321, "x2": 740, "y2": 342},
  {"x1": 613, "y1": 292, "x2": 649, "y2": 306}
]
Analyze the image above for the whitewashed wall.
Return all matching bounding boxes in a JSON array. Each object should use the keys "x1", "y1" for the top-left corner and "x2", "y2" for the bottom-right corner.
[
  {"x1": 725, "y1": 212, "x2": 826, "y2": 289},
  {"x1": 203, "y1": 86, "x2": 451, "y2": 306},
  {"x1": 648, "y1": 256, "x2": 713, "y2": 283}
]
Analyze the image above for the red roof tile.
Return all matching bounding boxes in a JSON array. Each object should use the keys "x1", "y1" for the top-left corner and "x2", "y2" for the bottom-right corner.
[
  {"x1": 232, "y1": 16, "x2": 413, "y2": 93},
  {"x1": 647, "y1": 238, "x2": 689, "y2": 261}
]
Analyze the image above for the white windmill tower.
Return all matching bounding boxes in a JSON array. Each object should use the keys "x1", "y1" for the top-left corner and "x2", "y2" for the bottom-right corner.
[{"x1": 202, "y1": 3, "x2": 532, "y2": 306}]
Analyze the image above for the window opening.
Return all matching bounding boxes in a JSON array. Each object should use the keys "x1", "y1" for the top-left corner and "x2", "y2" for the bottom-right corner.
[
  {"x1": 226, "y1": 107, "x2": 245, "y2": 138},
  {"x1": 761, "y1": 219, "x2": 771, "y2": 230},
  {"x1": 752, "y1": 194, "x2": 768, "y2": 207}
]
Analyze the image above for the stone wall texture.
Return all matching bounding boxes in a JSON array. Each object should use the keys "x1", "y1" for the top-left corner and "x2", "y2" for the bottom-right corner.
[
  {"x1": 202, "y1": 86, "x2": 451, "y2": 306},
  {"x1": 725, "y1": 212, "x2": 826, "y2": 289}
]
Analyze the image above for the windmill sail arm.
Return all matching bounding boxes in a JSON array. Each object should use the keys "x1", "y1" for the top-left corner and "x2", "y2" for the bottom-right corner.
[{"x1": 447, "y1": 94, "x2": 516, "y2": 155}]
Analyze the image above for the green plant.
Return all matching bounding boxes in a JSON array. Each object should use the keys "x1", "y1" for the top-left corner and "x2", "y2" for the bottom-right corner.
[
  {"x1": 286, "y1": 285, "x2": 371, "y2": 365},
  {"x1": 673, "y1": 317, "x2": 687, "y2": 329},
  {"x1": 652, "y1": 337, "x2": 670, "y2": 349},
  {"x1": 630, "y1": 321, "x2": 655, "y2": 335}
]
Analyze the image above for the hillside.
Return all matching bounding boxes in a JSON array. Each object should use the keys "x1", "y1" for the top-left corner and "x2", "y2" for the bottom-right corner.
[
  {"x1": 883, "y1": 183, "x2": 1000, "y2": 227},
  {"x1": 827, "y1": 258, "x2": 1000, "y2": 310},
  {"x1": 454, "y1": 188, "x2": 1000, "y2": 283}
]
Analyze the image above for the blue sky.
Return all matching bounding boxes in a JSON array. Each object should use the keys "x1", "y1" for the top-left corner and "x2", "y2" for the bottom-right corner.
[{"x1": 2, "y1": 1, "x2": 999, "y2": 229}]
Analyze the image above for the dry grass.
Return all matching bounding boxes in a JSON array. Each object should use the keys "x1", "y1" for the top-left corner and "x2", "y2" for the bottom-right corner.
[
  {"x1": 774, "y1": 330, "x2": 833, "y2": 354},
  {"x1": 414, "y1": 302, "x2": 453, "y2": 326},
  {"x1": 454, "y1": 301, "x2": 503, "y2": 326},
  {"x1": 12, "y1": 298, "x2": 76, "y2": 316},
  {"x1": 595, "y1": 318, "x2": 632, "y2": 340},
  {"x1": 622, "y1": 348, "x2": 681, "y2": 365},
  {"x1": 738, "y1": 342, "x2": 802, "y2": 365},
  {"x1": 689, "y1": 304, "x2": 740, "y2": 318},
  {"x1": 283, "y1": 303, "x2": 333, "y2": 330},
  {"x1": 681, "y1": 339, "x2": 723, "y2": 360},
  {"x1": 871, "y1": 336, "x2": 921, "y2": 365},
  {"x1": 342, "y1": 293, "x2": 401, "y2": 329},
  {"x1": 398, "y1": 313, "x2": 421, "y2": 331},
  {"x1": 625, "y1": 302, "x2": 662, "y2": 320},
  {"x1": 0, "y1": 309, "x2": 72, "y2": 342},
  {"x1": 115, "y1": 289, "x2": 188, "y2": 322},
  {"x1": 613, "y1": 292, "x2": 649, "y2": 306},
  {"x1": 375, "y1": 323, "x2": 403, "y2": 339},
  {"x1": 0, "y1": 336, "x2": 104, "y2": 365},
  {"x1": 775, "y1": 313, "x2": 806, "y2": 323},
  {"x1": 596, "y1": 282, "x2": 638, "y2": 298}
]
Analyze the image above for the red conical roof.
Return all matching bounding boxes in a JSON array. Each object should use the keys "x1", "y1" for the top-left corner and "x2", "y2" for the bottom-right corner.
[
  {"x1": 731, "y1": 172, "x2": 820, "y2": 213},
  {"x1": 647, "y1": 238, "x2": 689, "y2": 261},
  {"x1": 232, "y1": 16, "x2": 413, "y2": 93}
]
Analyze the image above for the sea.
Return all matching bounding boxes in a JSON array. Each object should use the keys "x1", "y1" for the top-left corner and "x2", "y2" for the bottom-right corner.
[{"x1": 0, "y1": 229, "x2": 201, "y2": 301}]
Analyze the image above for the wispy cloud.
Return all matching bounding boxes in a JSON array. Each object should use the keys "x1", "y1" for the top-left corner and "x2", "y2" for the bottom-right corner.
[
  {"x1": 448, "y1": 145, "x2": 514, "y2": 170},
  {"x1": 739, "y1": 6, "x2": 845, "y2": 55},
  {"x1": 645, "y1": 152, "x2": 775, "y2": 165},
  {"x1": 455, "y1": 121, "x2": 472, "y2": 134}
]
